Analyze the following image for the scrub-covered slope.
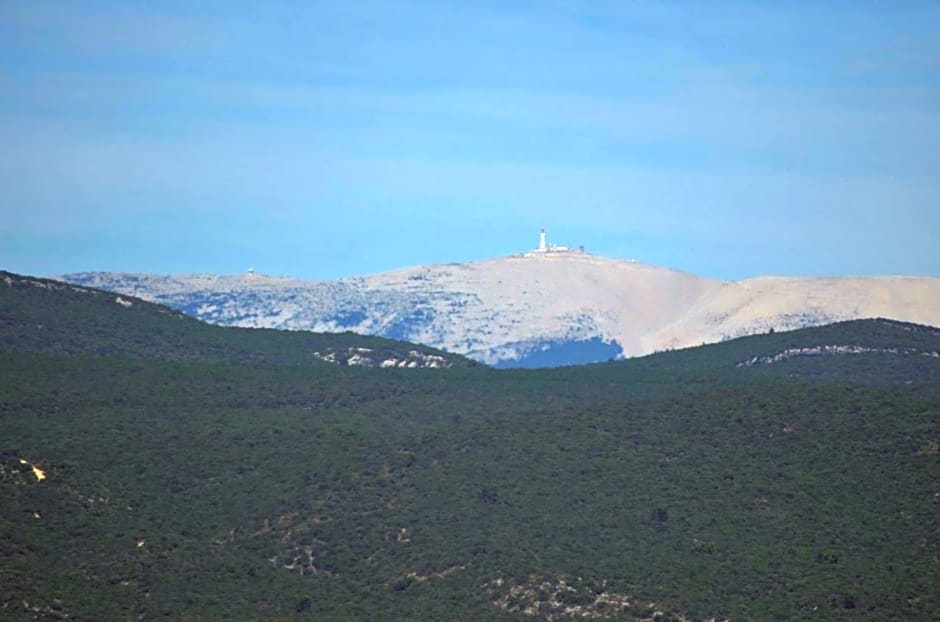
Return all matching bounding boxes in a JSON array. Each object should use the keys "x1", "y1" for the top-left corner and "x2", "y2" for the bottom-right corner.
[{"x1": 2, "y1": 271, "x2": 939, "y2": 620}]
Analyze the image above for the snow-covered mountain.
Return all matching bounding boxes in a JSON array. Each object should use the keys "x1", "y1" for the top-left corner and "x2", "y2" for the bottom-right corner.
[{"x1": 61, "y1": 251, "x2": 940, "y2": 367}]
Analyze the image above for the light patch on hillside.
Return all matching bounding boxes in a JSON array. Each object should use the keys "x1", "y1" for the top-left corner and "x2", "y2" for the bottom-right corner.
[
  {"x1": 405, "y1": 563, "x2": 467, "y2": 582},
  {"x1": 488, "y1": 574, "x2": 730, "y2": 621},
  {"x1": 19, "y1": 458, "x2": 46, "y2": 481},
  {"x1": 313, "y1": 346, "x2": 452, "y2": 368},
  {"x1": 737, "y1": 344, "x2": 940, "y2": 367}
]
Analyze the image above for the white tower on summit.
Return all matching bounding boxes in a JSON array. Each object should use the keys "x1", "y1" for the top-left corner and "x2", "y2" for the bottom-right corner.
[{"x1": 538, "y1": 227, "x2": 547, "y2": 252}]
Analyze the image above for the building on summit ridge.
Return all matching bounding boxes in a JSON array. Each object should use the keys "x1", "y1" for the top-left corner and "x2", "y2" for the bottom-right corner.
[{"x1": 529, "y1": 227, "x2": 583, "y2": 255}]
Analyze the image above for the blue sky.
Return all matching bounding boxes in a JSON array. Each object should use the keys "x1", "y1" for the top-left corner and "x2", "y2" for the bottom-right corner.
[{"x1": 1, "y1": 0, "x2": 938, "y2": 279}]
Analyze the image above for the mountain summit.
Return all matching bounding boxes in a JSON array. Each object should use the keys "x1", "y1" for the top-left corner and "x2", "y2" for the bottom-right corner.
[{"x1": 63, "y1": 246, "x2": 940, "y2": 367}]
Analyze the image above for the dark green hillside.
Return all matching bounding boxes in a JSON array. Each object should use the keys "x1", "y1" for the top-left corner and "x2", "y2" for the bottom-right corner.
[
  {"x1": 1, "y1": 272, "x2": 938, "y2": 620},
  {"x1": 0, "y1": 270, "x2": 475, "y2": 368}
]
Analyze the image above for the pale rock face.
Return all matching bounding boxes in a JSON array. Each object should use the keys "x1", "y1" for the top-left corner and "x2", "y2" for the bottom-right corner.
[
  {"x1": 312, "y1": 347, "x2": 453, "y2": 369},
  {"x1": 61, "y1": 253, "x2": 940, "y2": 367},
  {"x1": 643, "y1": 275, "x2": 940, "y2": 354}
]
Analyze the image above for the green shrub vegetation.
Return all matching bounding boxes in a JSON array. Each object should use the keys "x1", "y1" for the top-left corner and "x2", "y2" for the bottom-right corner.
[{"x1": 1, "y1": 271, "x2": 938, "y2": 620}]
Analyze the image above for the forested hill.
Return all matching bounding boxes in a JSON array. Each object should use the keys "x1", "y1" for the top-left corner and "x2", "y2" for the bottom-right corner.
[
  {"x1": 0, "y1": 270, "x2": 475, "y2": 369},
  {"x1": 625, "y1": 318, "x2": 940, "y2": 382},
  {"x1": 1, "y1": 269, "x2": 939, "y2": 620}
]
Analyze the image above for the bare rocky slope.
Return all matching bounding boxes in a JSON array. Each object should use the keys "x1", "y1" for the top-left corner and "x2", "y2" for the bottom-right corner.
[{"x1": 62, "y1": 252, "x2": 940, "y2": 367}]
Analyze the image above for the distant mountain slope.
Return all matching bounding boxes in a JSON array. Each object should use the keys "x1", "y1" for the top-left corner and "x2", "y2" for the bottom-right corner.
[
  {"x1": 62, "y1": 253, "x2": 940, "y2": 367},
  {"x1": 0, "y1": 271, "x2": 475, "y2": 369},
  {"x1": 645, "y1": 275, "x2": 940, "y2": 354}
]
